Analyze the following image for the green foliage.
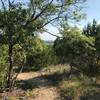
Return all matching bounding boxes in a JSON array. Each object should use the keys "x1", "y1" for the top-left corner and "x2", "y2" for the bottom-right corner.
[
  {"x1": 13, "y1": 44, "x2": 26, "y2": 67},
  {"x1": 82, "y1": 19, "x2": 100, "y2": 73},
  {"x1": 22, "y1": 36, "x2": 49, "y2": 70},
  {"x1": 96, "y1": 24, "x2": 100, "y2": 55},
  {"x1": 46, "y1": 45, "x2": 59, "y2": 65},
  {"x1": 0, "y1": 0, "x2": 87, "y2": 88},
  {"x1": 54, "y1": 26, "x2": 98, "y2": 76},
  {"x1": 0, "y1": 45, "x2": 8, "y2": 87},
  {"x1": 82, "y1": 19, "x2": 97, "y2": 36}
]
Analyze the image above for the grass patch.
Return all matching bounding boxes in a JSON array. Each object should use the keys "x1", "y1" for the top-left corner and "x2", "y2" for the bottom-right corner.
[
  {"x1": 42, "y1": 64, "x2": 70, "y2": 74},
  {"x1": 41, "y1": 64, "x2": 71, "y2": 85},
  {"x1": 42, "y1": 64, "x2": 100, "y2": 100},
  {"x1": 59, "y1": 76, "x2": 100, "y2": 100}
]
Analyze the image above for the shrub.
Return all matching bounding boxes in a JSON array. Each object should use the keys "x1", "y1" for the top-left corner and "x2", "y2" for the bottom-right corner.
[
  {"x1": 0, "y1": 45, "x2": 8, "y2": 87},
  {"x1": 23, "y1": 36, "x2": 53, "y2": 71},
  {"x1": 54, "y1": 27, "x2": 98, "y2": 76}
]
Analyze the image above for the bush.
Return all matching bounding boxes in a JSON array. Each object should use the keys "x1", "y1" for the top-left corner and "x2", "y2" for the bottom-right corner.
[
  {"x1": 23, "y1": 36, "x2": 55, "y2": 71},
  {"x1": 54, "y1": 27, "x2": 98, "y2": 76},
  {"x1": 13, "y1": 44, "x2": 26, "y2": 67},
  {"x1": 0, "y1": 45, "x2": 8, "y2": 87}
]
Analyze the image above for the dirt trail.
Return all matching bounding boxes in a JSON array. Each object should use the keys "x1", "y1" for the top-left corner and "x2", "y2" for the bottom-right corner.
[{"x1": 17, "y1": 72, "x2": 61, "y2": 100}]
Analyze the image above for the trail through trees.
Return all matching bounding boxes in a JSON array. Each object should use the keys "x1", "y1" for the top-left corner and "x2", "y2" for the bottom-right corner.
[{"x1": 17, "y1": 72, "x2": 61, "y2": 100}]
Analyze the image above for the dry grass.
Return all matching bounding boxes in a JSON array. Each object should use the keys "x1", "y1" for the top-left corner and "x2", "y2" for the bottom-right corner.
[
  {"x1": 42, "y1": 64, "x2": 100, "y2": 100},
  {"x1": 0, "y1": 64, "x2": 99, "y2": 100},
  {"x1": 41, "y1": 64, "x2": 70, "y2": 74}
]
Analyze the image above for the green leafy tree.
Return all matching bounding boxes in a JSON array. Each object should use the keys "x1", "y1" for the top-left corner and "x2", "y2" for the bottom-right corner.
[
  {"x1": 82, "y1": 19, "x2": 100, "y2": 73},
  {"x1": 82, "y1": 19, "x2": 97, "y2": 36},
  {"x1": 23, "y1": 36, "x2": 49, "y2": 70},
  {"x1": 91, "y1": 19, "x2": 97, "y2": 36},
  {"x1": 83, "y1": 23, "x2": 92, "y2": 36},
  {"x1": 0, "y1": 0, "x2": 87, "y2": 89},
  {"x1": 95, "y1": 24, "x2": 100, "y2": 70},
  {"x1": 54, "y1": 26, "x2": 97, "y2": 76},
  {"x1": 0, "y1": 45, "x2": 8, "y2": 87}
]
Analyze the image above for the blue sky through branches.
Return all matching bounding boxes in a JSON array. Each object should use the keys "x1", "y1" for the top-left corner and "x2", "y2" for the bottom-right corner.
[
  {"x1": 40, "y1": 0, "x2": 100, "y2": 40},
  {"x1": 12, "y1": 0, "x2": 100, "y2": 40}
]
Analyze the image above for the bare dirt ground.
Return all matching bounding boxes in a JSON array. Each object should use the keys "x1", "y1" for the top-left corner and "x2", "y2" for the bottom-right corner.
[{"x1": 17, "y1": 72, "x2": 61, "y2": 100}]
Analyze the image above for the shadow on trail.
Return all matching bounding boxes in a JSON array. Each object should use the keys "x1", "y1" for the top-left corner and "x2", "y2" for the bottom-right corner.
[
  {"x1": 16, "y1": 75, "x2": 52, "y2": 90},
  {"x1": 16, "y1": 72, "x2": 100, "y2": 100},
  {"x1": 16, "y1": 72, "x2": 69, "y2": 91}
]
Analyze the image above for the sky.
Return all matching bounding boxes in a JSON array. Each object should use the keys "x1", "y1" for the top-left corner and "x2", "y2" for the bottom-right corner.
[
  {"x1": 87, "y1": 0, "x2": 100, "y2": 22},
  {"x1": 40, "y1": 0, "x2": 100, "y2": 41},
  {"x1": 81, "y1": 0, "x2": 100, "y2": 26}
]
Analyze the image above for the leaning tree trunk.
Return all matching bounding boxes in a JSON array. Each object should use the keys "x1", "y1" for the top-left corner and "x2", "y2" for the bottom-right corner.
[{"x1": 6, "y1": 44, "x2": 13, "y2": 89}]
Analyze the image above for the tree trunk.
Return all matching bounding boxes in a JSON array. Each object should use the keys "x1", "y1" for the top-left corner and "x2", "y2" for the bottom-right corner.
[
  {"x1": 6, "y1": 44, "x2": 13, "y2": 89},
  {"x1": 68, "y1": 65, "x2": 72, "y2": 78}
]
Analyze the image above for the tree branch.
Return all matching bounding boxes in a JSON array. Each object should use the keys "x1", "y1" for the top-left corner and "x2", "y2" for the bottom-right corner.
[
  {"x1": 30, "y1": 0, "x2": 36, "y2": 18},
  {"x1": 41, "y1": 16, "x2": 60, "y2": 28},
  {"x1": 44, "y1": 29, "x2": 61, "y2": 38},
  {"x1": 24, "y1": 0, "x2": 54, "y2": 27},
  {"x1": 0, "y1": 0, "x2": 6, "y2": 11}
]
